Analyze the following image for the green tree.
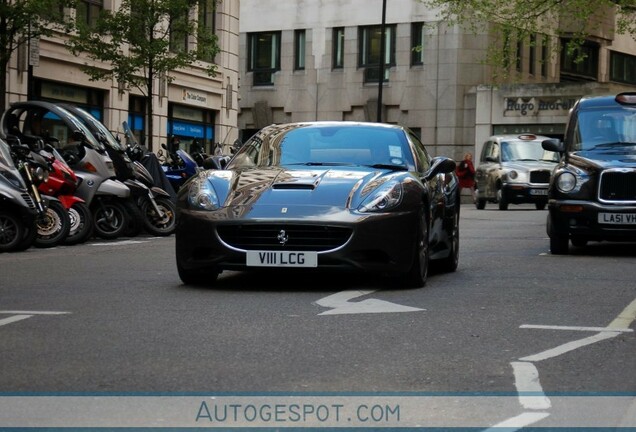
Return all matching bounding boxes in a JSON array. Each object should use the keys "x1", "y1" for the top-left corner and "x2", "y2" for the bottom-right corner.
[
  {"x1": 65, "y1": 0, "x2": 220, "y2": 149},
  {"x1": 0, "y1": 0, "x2": 69, "y2": 115},
  {"x1": 419, "y1": 0, "x2": 636, "y2": 79}
]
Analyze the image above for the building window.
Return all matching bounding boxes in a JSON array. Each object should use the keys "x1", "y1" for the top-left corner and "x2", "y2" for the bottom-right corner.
[
  {"x1": 541, "y1": 35, "x2": 549, "y2": 78},
  {"x1": 515, "y1": 33, "x2": 523, "y2": 72},
  {"x1": 411, "y1": 22, "x2": 425, "y2": 66},
  {"x1": 560, "y1": 39, "x2": 599, "y2": 82},
  {"x1": 170, "y1": 11, "x2": 189, "y2": 53},
  {"x1": 248, "y1": 31, "x2": 281, "y2": 86},
  {"x1": 610, "y1": 51, "x2": 636, "y2": 85},
  {"x1": 358, "y1": 24, "x2": 396, "y2": 83},
  {"x1": 529, "y1": 33, "x2": 536, "y2": 75},
  {"x1": 294, "y1": 29, "x2": 306, "y2": 70},
  {"x1": 77, "y1": 0, "x2": 102, "y2": 27},
  {"x1": 333, "y1": 27, "x2": 345, "y2": 69},
  {"x1": 198, "y1": 0, "x2": 216, "y2": 62}
]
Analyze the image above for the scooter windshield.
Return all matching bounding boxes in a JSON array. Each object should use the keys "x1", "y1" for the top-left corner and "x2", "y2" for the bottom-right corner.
[{"x1": 0, "y1": 138, "x2": 25, "y2": 188}]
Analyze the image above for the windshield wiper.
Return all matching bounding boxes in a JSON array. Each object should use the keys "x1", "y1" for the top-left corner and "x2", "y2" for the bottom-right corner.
[{"x1": 364, "y1": 163, "x2": 408, "y2": 171}]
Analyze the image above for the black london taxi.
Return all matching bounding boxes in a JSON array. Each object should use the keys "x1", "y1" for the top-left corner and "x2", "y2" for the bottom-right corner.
[{"x1": 542, "y1": 92, "x2": 636, "y2": 254}]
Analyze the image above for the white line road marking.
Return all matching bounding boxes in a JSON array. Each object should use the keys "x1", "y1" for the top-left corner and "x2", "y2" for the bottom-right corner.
[
  {"x1": 0, "y1": 311, "x2": 70, "y2": 328},
  {"x1": 0, "y1": 315, "x2": 33, "y2": 327},
  {"x1": 90, "y1": 240, "x2": 150, "y2": 246},
  {"x1": 510, "y1": 362, "x2": 551, "y2": 410},
  {"x1": 521, "y1": 324, "x2": 633, "y2": 333},
  {"x1": 484, "y1": 412, "x2": 550, "y2": 431},
  {"x1": 0, "y1": 311, "x2": 70, "y2": 315},
  {"x1": 316, "y1": 290, "x2": 425, "y2": 315},
  {"x1": 608, "y1": 297, "x2": 636, "y2": 330},
  {"x1": 519, "y1": 331, "x2": 622, "y2": 362}
]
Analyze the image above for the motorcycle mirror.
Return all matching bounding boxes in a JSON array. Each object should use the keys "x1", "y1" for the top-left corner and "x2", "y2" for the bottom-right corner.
[{"x1": 72, "y1": 130, "x2": 86, "y2": 142}]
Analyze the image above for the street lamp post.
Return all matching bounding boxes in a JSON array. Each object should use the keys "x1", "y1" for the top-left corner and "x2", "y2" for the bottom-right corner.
[{"x1": 376, "y1": 0, "x2": 387, "y2": 123}]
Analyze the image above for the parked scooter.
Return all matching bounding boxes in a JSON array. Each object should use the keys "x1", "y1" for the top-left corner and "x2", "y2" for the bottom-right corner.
[
  {"x1": 1, "y1": 102, "x2": 133, "y2": 240},
  {"x1": 63, "y1": 106, "x2": 176, "y2": 236},
  {"x1": 157, "y1": 140, "x2": 200, "y2": 192},
  {"x1": 8, "y1": 138, "x2": 71, "y2": 248},
  {"x1": 36, "y1": 144, "x2": 94, "y2": 245},
  {"x1": 0, "y1": 138, "x2": 38, "y2": 252}
]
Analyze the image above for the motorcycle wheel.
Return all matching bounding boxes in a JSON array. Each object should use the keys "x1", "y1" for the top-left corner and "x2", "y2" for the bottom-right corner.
[
  {"x1": 34, "y1": 200, "x2": 71, "y2": 248},
  {"x1": 141, "y1": 196, "x2": 177, "y2": 236},
  {"x1": 123, "y1": 199, "x2": 144, "y2": 237},
  {"x1": 92, "y1": 199, "x2": 129, "y2": 240},
  {"x1": 0, "y1": 211, "x2": 25, "y2": 252},
  {"x1": 64, "y1": 202, "x2": 94, "y2": 245}
]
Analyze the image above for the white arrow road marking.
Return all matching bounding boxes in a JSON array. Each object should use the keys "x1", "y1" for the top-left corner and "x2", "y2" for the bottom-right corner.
[
  {"x1": 0, "y1": 311, "x2": 70, "y2": 328},
  {"x1": 316, "y1": 290, "x2": 425, "y2": 315}
]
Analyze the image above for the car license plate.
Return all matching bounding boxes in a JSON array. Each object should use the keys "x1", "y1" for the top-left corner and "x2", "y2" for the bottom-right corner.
[
  {"x1": 246, "y1": 250, "x2": 318, "y2": 267},
  {"x1": 530, "y1": 189, "x2": 548, "y2": 196},
  {"x1": 598, "y1": 213, "x2": 636, "y2": 225}
]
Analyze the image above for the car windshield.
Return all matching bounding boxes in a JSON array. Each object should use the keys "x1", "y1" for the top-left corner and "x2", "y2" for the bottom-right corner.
[
  {"x1": 229, "y1": 124, "x2": 417, "y2": 170},
  {"x1": 500, "y1": 139, "x2": 559, "y2": 162},
  {"x1": 573, "y1": 107, "x2": 636, "y2": 151}
]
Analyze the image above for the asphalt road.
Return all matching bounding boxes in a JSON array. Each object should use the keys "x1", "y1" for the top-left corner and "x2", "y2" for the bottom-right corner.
[{"x1": 1, "y1": 204, "x2": 634, "y2": 427}]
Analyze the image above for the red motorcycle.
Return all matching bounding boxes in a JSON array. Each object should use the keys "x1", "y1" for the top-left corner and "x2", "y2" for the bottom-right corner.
[{"x1": 36, "y1": 146, "x2": 94, "y2": 245}]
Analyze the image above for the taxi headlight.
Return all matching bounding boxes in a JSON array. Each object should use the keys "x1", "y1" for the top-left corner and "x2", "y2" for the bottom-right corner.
[
  {"x1": 556, "y1": 172, "x2": 576, "y2": 192},
  {"x1": 187, "y1": 176, "x2": 219, "y2": 210},
  {"x1": 359, "y1": 180, "x2": 403, "y2": 212},
  {"x1": 508, "y1": 170, "x2": 518, "y2": 180}
]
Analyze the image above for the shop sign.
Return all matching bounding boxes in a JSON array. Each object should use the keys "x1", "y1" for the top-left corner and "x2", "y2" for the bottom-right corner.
[
  {"x1": 41, "y1": 82, "x2": 88, "y2": 104},
  {"x1": 182, "y1": 89, "x2": 208, "y2": 107},
  {"x1": 504, "y1": 97, "x2": 577, "y2": 117}
]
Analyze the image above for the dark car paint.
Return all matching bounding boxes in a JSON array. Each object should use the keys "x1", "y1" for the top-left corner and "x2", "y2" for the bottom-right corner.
[
  {"x1": 543, "y1": 93, "x2": 636, "y2": 253},
  {"x1": 175, "y1": 122, "x2": 459, "y2": 285}
]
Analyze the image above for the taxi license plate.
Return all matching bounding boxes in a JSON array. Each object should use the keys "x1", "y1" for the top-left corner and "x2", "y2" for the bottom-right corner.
[
  {"x1": 246, "y1": 251, "x2": 318, "y2": 267},
  {"x1": 598, "y1": 213, "x2": 636, "y2": 225},
  {"x1": 530, "y1": 189, "x2": 548, "y2": 196}
]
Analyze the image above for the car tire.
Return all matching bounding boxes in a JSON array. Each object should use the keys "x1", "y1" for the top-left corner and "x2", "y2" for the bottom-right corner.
[
  {"x1": 497, "y1": 188, "x2": 508, "y2": 210},
  {"x1": 547, "y1": 214, "x2": 569, "y2": 255},
  {"x1": 177, "y1": 259, "x2": 219, "y2": 286},
  {"x1": 535, "y1": 202, "x2": 547, "y2": 210},
  {"x1": 436, "y1": 206, "x2": 459, "y2": 273},
  {"x1": 401, "y1": 211, "x2": 429, "y2": 287},
  {"x1": 476, "y1": 198, "x2": 486, "y2": 210},
  {"x1": 571, "y1": 237, "x2": 588, "y2": 248}
]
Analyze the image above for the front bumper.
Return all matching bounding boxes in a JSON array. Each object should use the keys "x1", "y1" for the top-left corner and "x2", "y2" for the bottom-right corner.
[
  {"x1": 502, "y1": 183, "x2": 549, "y2": 204},
  {"x1": 175, "y1": 208, "x2": 420, "y2": 275},
  {"x1": 548, "y1": 199, "x2": 636, "y2": 241}
]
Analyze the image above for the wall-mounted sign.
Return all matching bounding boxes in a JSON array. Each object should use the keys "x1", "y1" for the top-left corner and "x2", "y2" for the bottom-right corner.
[
  {"x1": 182, "y1": 89, "x2": 208, "y2": 107},
  {"x1": 504, "y1": 97, "x2": 578, "y2": 117}
]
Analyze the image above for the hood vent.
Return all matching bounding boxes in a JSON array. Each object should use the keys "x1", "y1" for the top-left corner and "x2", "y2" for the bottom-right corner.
[{"x1": 272, "y1": 183, "x2": 316, "y2": 190}]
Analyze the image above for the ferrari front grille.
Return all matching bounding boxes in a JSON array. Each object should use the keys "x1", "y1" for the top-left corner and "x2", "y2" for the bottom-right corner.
[{"x1": 217, "y1": 224, "x2": 352, "y2": 251}]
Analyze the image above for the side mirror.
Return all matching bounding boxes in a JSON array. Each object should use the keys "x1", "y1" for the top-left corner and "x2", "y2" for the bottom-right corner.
[
  {"x1": 542, "y1": 138, "x2": 564, "y2": 153},
  {"x1": 72, "y1": 130, "x2": 86, "y2": 142},
  {"x1": 424, "y1": 156, "x2": 456, "y2": 181}
]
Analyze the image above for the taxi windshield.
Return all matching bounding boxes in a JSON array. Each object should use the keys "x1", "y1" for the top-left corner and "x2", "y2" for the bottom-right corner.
[{"x1": 573, "y1": 107, "x2": 636, "y2": 151}]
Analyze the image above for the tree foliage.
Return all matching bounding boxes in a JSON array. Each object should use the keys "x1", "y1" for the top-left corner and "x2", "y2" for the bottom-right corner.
[
  {"x1": 0, "y1": 0, "x2": 70, "y2": 114},
  {"x1": 65, "y1": 0, "x2": 220, "y2": 146},
  {"x1": 419, "y1": 0, "x2": 636, "y2": 78}
]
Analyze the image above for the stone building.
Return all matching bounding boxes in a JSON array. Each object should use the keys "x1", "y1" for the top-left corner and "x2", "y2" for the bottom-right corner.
[
  {"x1": 5, "y1": 0, "x2": 240, "y2": 154},
  {"x1": 237, "y1": 0, "x2": 636, "y2": 162}
]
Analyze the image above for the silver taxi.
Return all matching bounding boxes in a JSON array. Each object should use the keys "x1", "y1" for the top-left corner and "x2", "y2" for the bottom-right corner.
[{"x1": 475, "y1": 134, "x2": 559, "y2": 210}]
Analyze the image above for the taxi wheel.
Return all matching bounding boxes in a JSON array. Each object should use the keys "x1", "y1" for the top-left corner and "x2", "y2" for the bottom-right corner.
[
  {"x1": 497, "y1": 189, "x2": 508, "y2": 210},
  {"x1": 547, "y1": 214, "x2": 569, "y2": 255}
]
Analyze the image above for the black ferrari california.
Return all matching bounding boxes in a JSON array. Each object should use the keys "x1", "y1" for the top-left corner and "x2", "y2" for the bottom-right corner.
[{"x1": 175, "y1": 121, "x2": 460, "y2": 287}]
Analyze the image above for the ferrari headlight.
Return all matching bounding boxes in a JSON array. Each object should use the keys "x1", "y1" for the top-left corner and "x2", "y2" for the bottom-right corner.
[
  {"x1": 556, "y1": 172, "x2": 576, "y2": 192},
  {"x1": 187, "y1": 176, "x2": 219, "y2": 210},
  {"x1": 359, "y1": 180, "x2": 403, "y2": 212}
]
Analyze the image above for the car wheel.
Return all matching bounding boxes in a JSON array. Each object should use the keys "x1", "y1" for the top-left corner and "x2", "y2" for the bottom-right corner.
[
  {"x1": 571, "y1": 237, "x2": 588, "y2": 248},
  {"x1": 476, "y1": 198, "x2": 486, "y2": 210},
  {"x1": 401, "y1": 211, "x2": 429, "y2": 287},
  {"x1": 547, "y1": 214, "x2": 569, "y2": 255},
  {"x1": 436, "y1": 206, "x2": 459, "y2": 273},
  {"x1": 497, "y1": 188, "x2": 508, "y2": 210},
  {"x1": 535, "y1": 202, "x2": 547, "y2": 210},
  {"x1": 177, "y1": 259, "x2": 219, "y2": 286}
]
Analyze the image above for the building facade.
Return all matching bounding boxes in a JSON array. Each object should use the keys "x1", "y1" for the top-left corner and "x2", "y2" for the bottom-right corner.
[
  {"x1": 6, "y1": 0, "x2": 240, "y2": 154},
  {"x1": 238, "y1": 0, "x2": 636, "y2": 162}
]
